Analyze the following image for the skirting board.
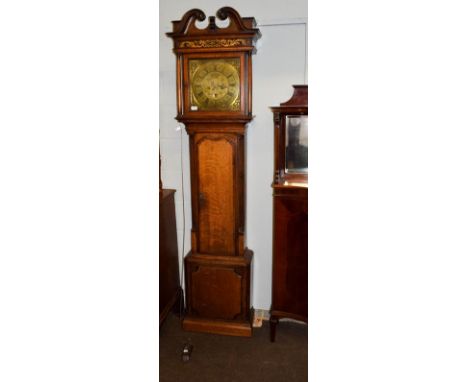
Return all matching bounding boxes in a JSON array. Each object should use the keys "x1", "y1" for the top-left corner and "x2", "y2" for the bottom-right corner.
[{"x1": 252, "y1": 309, "x2": 270, "y2": 327}]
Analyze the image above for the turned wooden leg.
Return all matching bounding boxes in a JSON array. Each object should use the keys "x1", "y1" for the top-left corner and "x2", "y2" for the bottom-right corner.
[{"x1": 270, "y1": 316, "x2": 278, "y2": 342}]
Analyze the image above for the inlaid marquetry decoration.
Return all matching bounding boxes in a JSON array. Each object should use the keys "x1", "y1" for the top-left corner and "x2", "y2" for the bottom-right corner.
[
  {"x1": 167, "y1": 7, "x2": 261, "y2": 337},
  {"x1": 179, "y1": 38, "x2": 247, "y2": 48}
]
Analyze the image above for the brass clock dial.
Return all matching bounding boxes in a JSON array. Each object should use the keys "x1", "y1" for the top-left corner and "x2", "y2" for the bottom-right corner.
[{"x1": 189, "y1": 58, "x2": 241, "y2": 111}]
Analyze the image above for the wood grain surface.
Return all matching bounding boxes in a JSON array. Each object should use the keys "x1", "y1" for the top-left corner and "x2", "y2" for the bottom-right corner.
[{"x1": 197, "y1": 135, "x2": 235, "y2": 255}]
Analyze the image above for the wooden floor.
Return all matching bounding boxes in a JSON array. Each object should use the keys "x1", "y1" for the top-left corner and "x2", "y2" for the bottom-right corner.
[{"x1": 159, "y1": 313, "x2": 308, "y2": 382}]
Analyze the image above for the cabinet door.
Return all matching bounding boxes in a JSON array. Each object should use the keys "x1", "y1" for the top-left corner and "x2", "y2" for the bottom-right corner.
[
  {"x1": 272, "y1": 192, "x2": 308, "y2": 318},
  {"x1": 196, "y1": 134, "x2": 237, "y2": 255}
]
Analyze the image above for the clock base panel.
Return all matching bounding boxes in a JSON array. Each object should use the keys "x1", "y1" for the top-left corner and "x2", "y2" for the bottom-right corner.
[
  {"x1": 183, "y1": 250, "x2": 253, "y2": 337},
  {"x1": 182, "y1": 316, "x2": 252, "y2": 337}
]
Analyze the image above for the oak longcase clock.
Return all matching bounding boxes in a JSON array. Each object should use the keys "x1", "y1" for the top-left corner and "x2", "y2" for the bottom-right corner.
[{"x1": 167, "y1": 7, "x2": 261, "y2": 337}]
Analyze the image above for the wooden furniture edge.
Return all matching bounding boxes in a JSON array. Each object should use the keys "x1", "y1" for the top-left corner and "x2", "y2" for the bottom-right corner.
[{"x1": 183, "y1": 316, "x2": 253, "y2": 337}]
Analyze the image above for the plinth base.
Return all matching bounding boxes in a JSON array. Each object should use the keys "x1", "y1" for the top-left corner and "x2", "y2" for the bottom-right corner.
[
  {"x1": 183, "y1": 316, "x2": 252, "y2": 337},
  {"x1": 182, "y1": 249, "x2": 253, "y2": 337}
]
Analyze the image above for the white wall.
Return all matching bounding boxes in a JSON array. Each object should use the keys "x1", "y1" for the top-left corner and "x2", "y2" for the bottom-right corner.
[{"x1": 159, "y1": 0, "x2": 307, "y2": 310}]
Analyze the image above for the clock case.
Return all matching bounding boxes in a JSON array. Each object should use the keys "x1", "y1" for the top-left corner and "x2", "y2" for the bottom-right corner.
[
  {"x1": 167, "y1": 8, "x2": 261, "y2": 337},
  {"x1": 167, "y1": 7, "x2": 259, "y2": 122}
]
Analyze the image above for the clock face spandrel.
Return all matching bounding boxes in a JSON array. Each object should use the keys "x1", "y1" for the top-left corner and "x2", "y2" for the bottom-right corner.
[{"x1": 189, "y1": 58, "x2": 241, "y2": 112}]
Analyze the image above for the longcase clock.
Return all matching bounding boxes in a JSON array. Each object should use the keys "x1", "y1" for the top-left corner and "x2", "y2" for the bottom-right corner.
[{"x1": 167, "y1": 7, "x2": 261, "y2": 337}]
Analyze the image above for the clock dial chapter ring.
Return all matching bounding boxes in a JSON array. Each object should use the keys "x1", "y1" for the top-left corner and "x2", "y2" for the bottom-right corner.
[
  {"x1": 201, "y1": 72, "x2": 229, "y2": 99},
  {"x1": 190, "y1": 60, "x2": 240, "y2": 111}
]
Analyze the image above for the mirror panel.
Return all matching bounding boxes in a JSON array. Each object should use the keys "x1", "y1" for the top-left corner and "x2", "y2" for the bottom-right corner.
[{"x1": 285, "y1": 115, "x2": 308, "y2": 173}]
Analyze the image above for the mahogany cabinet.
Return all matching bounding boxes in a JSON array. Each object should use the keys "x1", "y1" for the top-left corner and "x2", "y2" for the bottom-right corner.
[
  {"x1": 159, "y1": 189, "x2": 182, "y2": 326},
  {"x1": 270, "y1": 85, "x2": 308, "y2": 342}
]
